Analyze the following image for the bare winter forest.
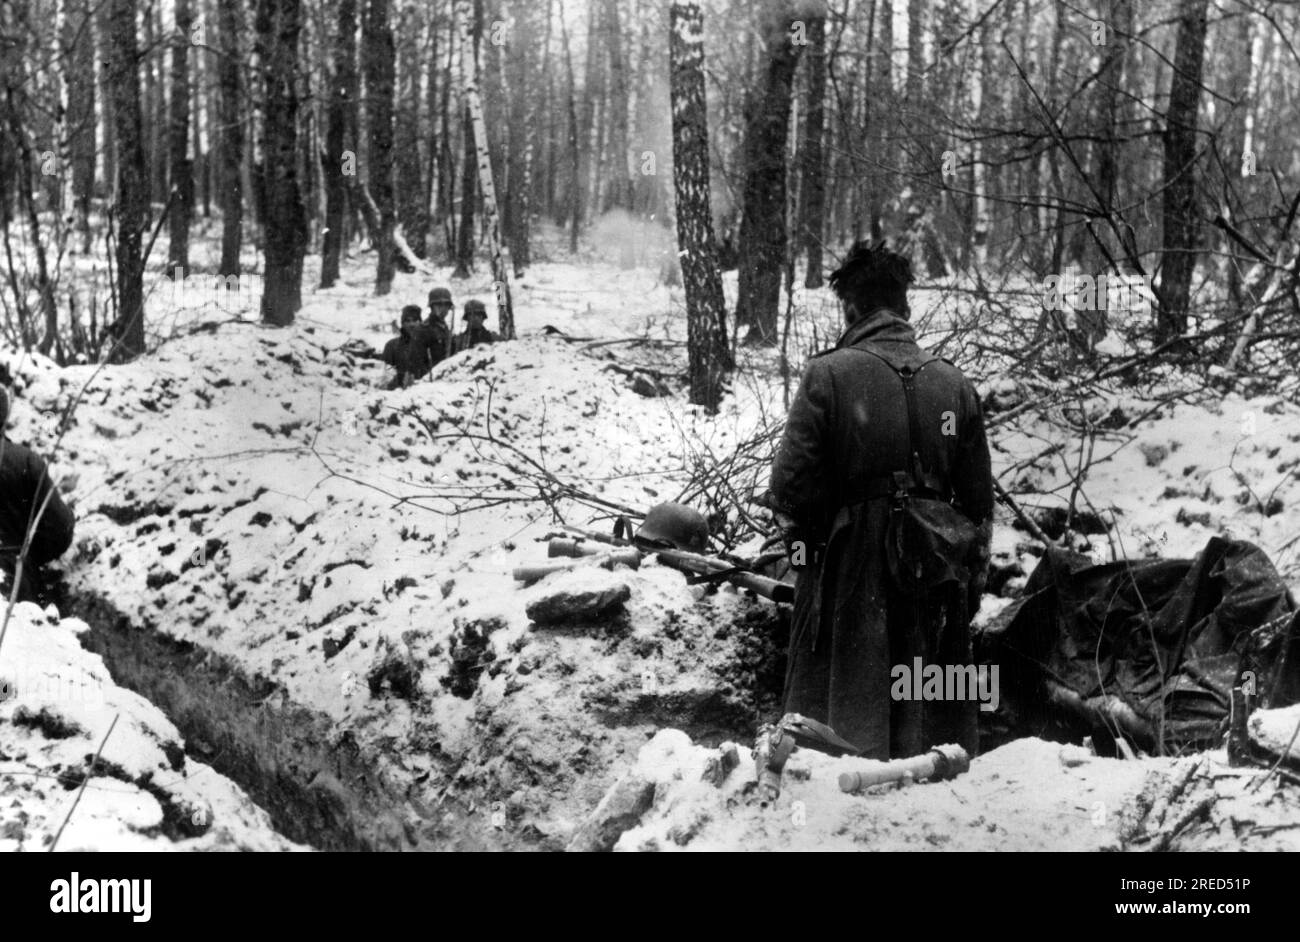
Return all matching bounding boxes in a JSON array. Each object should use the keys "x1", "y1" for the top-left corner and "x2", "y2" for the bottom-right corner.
[{"x1": 1, "y1": 0, "x2": 1300, "y2": 870}]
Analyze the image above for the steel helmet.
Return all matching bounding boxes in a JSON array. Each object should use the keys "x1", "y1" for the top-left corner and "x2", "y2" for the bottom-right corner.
[{"x1": 636, "y1": 502, "x2": 709, "y2": 553}]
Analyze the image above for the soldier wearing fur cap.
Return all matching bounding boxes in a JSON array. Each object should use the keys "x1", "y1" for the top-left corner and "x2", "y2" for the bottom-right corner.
[
  {"x1": 767, "y1": 240, "x2": 994, "y2": 760},
  {"x1": 380, "y1": 305, "x2": 435, "y2": 389}
]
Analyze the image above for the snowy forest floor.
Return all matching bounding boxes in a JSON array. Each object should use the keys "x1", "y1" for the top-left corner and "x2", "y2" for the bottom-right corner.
[{"x1": 3, "y1": 221, "x2": 1300, "y2": 851}]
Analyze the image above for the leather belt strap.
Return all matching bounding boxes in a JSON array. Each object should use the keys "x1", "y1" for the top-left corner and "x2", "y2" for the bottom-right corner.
[{"x1": 840, "y1": 345, "x2": 952, "y2": 506}]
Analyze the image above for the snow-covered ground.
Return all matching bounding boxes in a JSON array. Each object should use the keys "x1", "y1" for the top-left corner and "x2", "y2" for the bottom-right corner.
[
  {"x1": 0, "y1": 602, "x2": 302, "y2": 851},
  {"x1": 2, "y1": 231, "x2": 1298, "y2": 850}
]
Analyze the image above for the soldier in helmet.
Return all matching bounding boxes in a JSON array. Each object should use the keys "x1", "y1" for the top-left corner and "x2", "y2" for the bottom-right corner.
[
  {"x1": 425, "y1": 287, "x2": 454, "y2": 365},
  {"x1": 451, "y1": 300, "x2": 499, "y2": 354}
]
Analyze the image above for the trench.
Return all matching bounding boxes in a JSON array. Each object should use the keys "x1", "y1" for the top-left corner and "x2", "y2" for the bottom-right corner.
[
  {"x1": 57, "y1": 584, "x2": 488, "y2": 851},
  {"x1": 51, "y1": 576, "x2": 794, "y2": 852}
]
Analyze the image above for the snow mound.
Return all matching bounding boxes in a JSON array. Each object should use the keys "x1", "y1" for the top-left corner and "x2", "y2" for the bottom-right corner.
[
  {"x1": 0, "y1": 603, "x2": 303, "y2": 851},
  {"x1": 602, "y1": 731, "x2": 1166, "y2": 851}
]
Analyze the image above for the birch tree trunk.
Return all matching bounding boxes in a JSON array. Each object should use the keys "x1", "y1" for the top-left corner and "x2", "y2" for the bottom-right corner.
[
  {"x1": 669, "y1": 0, "x2": 729, "y2": 409},
  {"x1": 970, "y1": 9, "x2": 989, "y2": 269},
  {"x1": 453, "y1": 103, "x2": 476, "y2": 276},
  {"x1": 423, "y1": 17, "x2": 439, "y2": 254},
  {"x1": 95, "y1": 0, "x2": 117, "y2": 211},
  {"x1": 456, "y1": 0, "x2": 514, "y2": 339}
]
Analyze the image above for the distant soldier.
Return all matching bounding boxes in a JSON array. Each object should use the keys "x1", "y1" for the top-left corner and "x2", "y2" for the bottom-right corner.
[
  {"x1": 0, "y1": 388, "x2": 76, "y2": 603},
  {"x1": 451, "y1": 300, "x2": 499, "y2": 354},
  {"x1": 425, "y1": 287, "x2": 455, "y2": 365},
  {"x1": 380, "y1": 305, "x2": 435, "y2": 389},
  {"x1": 767, "y1": 240, "x2": 994, "y2": 761}
]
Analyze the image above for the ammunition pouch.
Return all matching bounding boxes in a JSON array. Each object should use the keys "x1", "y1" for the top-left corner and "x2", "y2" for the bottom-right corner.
[
  {"x1": 835, "y1": 469, "x2": 978, "y2": 597},
  {"x1": 884, "y1": 492, "x2": 980, "y2": 598}
]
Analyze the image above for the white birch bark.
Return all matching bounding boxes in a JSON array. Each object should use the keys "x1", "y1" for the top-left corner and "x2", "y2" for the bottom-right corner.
[{"x1": 455, "y1": 0, "x2": 514, "y2": 338}]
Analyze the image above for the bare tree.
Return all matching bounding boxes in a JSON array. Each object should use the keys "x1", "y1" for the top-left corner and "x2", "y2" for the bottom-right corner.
[
  {"x1": 734, "y1": 0, "x2": 803, "y2": 345},
  {"x1": 1158, "y1": 0, "x2": 1210, "y2": 338},
  {"x1": 578, "y1": 0, "x2": 603, "y2": 229},
  {"x1": 670, "y1": 1, "x2": 729, "y2": 409},
  {"x1": 65, "y1": 0, "x2": 95, "y2": 254},
  {"x1": 167, "y1": 0, "x2": 194, "y2": 277},
  {"x1": 602, "y1": 0, "x2": 631, "y2": 212},
  {"x1": 559, "y1": 0, "x2": 580, "y2": 254},
  {"x1": 105, "y1": 0, "x2": 148, "y2": 359},
  {"x1": 394, "y1": 1, "x2": 427, "y2": 258},
  {"x1": 321, "y1": 0, "x2": 358, "y2": 287},
  {"x1": 363, "y1": 0, "x2": 396, "y2": 294},
  {"x1": 257, "y1": 0, "x2": 307, "y2": 326},
  {"x1": 797, "y1": 12, "x2": 826, "y2": 288},
  {"x1": 216, "y1": 0, "x2": 245, "y2": 278}
]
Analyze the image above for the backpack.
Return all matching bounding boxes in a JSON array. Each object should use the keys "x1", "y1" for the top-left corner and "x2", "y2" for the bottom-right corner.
[{"x1": 848, "y1": 345, "x2": 981, "y2": 597}]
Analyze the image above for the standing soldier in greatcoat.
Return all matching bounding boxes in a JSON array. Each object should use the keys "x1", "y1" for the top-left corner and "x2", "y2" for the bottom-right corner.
[{"x1": 768, "y1": 241, "x2": 994, "y2": 760}]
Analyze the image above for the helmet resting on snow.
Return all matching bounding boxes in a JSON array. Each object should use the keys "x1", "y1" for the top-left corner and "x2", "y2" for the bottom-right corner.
[{"x1": 636, "y1": 502, "x2": 710, "y2": 553}]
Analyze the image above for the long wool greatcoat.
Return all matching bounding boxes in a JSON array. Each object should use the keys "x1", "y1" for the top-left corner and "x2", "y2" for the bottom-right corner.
[{"x1": 768, "y1": 309, "x2": 994, "y2": 759}]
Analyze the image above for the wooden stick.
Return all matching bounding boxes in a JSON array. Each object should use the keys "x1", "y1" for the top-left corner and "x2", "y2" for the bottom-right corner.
[
  {"x1": 513, "y1": 549, "x2": 641, "y2": 586},
  {"x1": 993, "y1": 479, "x2": 1054, "y2": 546},
  {"x1": 838, "y1": 744, "x2": 971, "y2": 793},
  {"x1": 559, "y1": 528, "x2": 793, "y2": 603},
  {"x1": 50, "y1": 713, "x2": 120, "y2": 853}
]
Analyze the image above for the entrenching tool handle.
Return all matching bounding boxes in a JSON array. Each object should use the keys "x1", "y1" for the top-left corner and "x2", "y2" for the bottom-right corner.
[
  {"x1": 548, "y1": 537, "x2": 610, "y2": 559},
  {"x1": 513, "y1": 548, "x2": 641, "y2": 585},
  {"x1": 837, "y1": 744, "x2": 970, "y2": 794}
]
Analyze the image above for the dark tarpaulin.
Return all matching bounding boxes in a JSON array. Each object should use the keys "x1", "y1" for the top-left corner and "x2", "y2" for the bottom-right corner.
[{"x1": 977, "y1": 537, "x2": 1300, "y2": 754}]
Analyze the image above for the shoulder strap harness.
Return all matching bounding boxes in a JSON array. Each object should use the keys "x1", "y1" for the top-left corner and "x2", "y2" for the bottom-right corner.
[{"x1": 841, "y1": 345, "x2": 951, "y2": 506}]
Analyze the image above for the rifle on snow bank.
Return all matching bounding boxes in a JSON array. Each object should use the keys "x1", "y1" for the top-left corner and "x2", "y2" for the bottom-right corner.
[{"x1": 512, "y1": 528, "x2": 794, "y2": 605}]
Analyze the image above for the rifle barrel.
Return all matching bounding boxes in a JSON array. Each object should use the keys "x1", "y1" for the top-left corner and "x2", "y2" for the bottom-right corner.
[{"x1": 560, "y1": 529, "x2": 792, "y2": 604}]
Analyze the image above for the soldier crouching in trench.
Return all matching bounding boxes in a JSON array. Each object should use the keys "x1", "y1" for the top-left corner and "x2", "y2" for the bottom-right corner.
[
  {"x1": 766, "y1": 240, "x2": 994, "y2": 760},
  {"x1": 0, "y1": 388, "x2": 76, "y2": 604}
]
